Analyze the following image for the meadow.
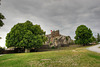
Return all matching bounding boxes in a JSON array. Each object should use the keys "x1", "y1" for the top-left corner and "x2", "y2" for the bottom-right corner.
[{"x1": 0, "y1": 45, "x2": 100, "y2": 67}]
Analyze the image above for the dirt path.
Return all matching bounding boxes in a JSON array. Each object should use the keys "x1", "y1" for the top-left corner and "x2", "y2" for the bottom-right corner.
[{"x1": 87, "y1": 44, "x2": 100, "y2": 53}]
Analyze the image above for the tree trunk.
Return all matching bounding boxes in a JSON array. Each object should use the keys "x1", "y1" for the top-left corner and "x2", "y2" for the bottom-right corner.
[{"x1": 25, "y1": 49, "x2": 30, "y2": 53}]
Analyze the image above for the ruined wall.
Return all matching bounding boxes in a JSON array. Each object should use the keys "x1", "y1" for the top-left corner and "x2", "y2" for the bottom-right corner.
[
  {"x1": 44, "y1": 30, "x2": 72, "y2": 48},
  {"x1": 51, "y1": 30, "x2": 60, "y2": 37}
]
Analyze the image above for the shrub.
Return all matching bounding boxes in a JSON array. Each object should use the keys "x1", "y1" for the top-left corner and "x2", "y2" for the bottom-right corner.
[
  {"x1": 49, "y1": 42, "x2": 52, "y2": 45},
  {"x1": 55, "y1": 38, "x2": 58, "y2": 40},
  {"x1": 51, "y1": 46, "x2": 55, "y2": 49},
  {"x1": 0, "y1": 46, "x2": 5, "y2": 54},
  {"x1": 69, "y1": 40, "x2": 75, "y2": 45},
  {"x1": 66, "y1": 36, "x2": 68, "y2": 40}
]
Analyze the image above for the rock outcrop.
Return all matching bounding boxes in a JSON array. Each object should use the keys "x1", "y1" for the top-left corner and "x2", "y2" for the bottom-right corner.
[{"x1": 44, "y1": 30, "x2": 72, "y2": 48}]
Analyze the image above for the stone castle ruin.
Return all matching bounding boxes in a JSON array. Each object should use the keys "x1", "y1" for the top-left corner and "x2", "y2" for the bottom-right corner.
[
  {"x1": 44, "y1": 30, "x2": 72, "y2": 48},
  {"x1": 51, "y1": 30, "x2": 60, "y2": 37}
]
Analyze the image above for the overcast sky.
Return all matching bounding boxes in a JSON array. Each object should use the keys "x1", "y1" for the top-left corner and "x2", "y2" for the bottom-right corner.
[{"x1": 0, "y1": 0, "x2": 100, "y2": 47}]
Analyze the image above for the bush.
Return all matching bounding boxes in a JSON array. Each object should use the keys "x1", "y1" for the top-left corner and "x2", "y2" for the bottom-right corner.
[
  {"x1": 0, "y1": 47, "x2": 5, "y2": 54},
  {"x1": 69, "y1": 40, "x2": 75, "y2": 45},
  {"x1": 55, "y1": 38, "x2": 58, "y2": 40},
  {"x1": 49, "y1": 42, "x2": 52, "y2": 45},
  {"x1": 51, "y1": 46, "x2": 56, "y2": 49},
  {"x1": 66, "y1": 36, "x2": 68, "y2": 40}
]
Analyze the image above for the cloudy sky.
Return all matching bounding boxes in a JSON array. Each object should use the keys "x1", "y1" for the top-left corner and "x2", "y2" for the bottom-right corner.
[{"x1": 0, "y1": 0, "x2": 100, "y2": 47}]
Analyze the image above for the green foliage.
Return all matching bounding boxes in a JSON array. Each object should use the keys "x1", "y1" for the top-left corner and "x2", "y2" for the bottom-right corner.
[
  {"x1": 0, "y1": 46, "x2": 5, "y2": 54},
  {"x1": 0, "y1": 13, "x2": 5, "y2": 27},
  {"x1": 91, "y1": 36, "x2": 96, "y2": 42},
  {"x1": 75, "y1": 25, "x2": 93, "y2": 45},
  {"x1": 66, "y1": 36, "x2": 68, "y2": 40},
  {"x1": 49, "y1": 42, "x2": 52, "y2": 45},
  {"x1": 51, "y1": 46, "x2": 55, "y2": 49},
  {"x1": 97, "y1": 33, "x2": 100, "y2": 42},
  {"x1": 55, "y1": 38, "x2": 58, "y2": 40},
  {"x1": 6, "y1": 20, "x2": 46, "y2": 50},
  {"x1": 69, "y1": 40, "x2": 75, "y2": 45}
]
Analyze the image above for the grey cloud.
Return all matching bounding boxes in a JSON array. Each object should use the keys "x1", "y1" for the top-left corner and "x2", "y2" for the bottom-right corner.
[{"x1": 0, "y1": 0, "x2": 100, "y2": 47}]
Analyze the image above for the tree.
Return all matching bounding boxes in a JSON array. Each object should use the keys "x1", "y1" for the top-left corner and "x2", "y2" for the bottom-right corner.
[
  {"x1": 90, "y1": 36, "x2": 97, "y2": 44},
  {"x1": 97, "y1": 33, "x2": 100, "y2": 42},
  {"x1": 6, "y1": 20, "x2": 47, "y2": 52},
  {"x1": 0, "y1": 0, "x2": 5, "y2": 27},
  {"x1": 0, "y1": 13, "x2": 5, "y2": 27},
  {"x1": 75, "y1": 25, "x2": 93, "y2": 46},
  {"x1": 0, "y1": 1, "x2": 5, "y2": 39},
  {"x1": 91, "y1": 36, "x2": 96, "y2": 42}
]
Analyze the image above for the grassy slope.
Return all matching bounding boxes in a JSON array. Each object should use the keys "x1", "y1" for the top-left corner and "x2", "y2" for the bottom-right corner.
[{"x1": 0, "y1": 45, "x2": 100, "y2": 67}]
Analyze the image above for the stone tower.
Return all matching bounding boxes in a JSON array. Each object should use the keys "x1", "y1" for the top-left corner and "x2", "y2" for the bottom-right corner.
[{"x1": 51, "y1": 30, "x2": 60, "y2": 37}]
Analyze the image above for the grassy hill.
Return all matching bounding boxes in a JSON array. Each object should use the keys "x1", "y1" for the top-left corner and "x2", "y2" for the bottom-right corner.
[{"x1": 0, "y1": 45, "x2": 100, "y2": 67}]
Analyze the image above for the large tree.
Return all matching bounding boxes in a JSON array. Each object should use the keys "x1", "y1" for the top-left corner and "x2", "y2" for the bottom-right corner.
[
  {"x1": 75, "y1": 25, "x2": 93, "y2": 46},
  {"x1": 6, "y1": 20, "x2": 47, "y2": 52}
]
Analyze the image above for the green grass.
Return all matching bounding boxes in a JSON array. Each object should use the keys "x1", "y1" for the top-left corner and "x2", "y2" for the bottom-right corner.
[
  {"x1": 0, "y1": 45, "x2": 100, "y2": 67},
  {"x1": 99, "y1": 47, "x2": 100, "y2": 48}
]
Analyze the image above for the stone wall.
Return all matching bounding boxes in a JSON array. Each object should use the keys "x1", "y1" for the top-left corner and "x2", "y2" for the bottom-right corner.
[{"x1": 51, "y1": 30, "x2": 60, "y2": 37}]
